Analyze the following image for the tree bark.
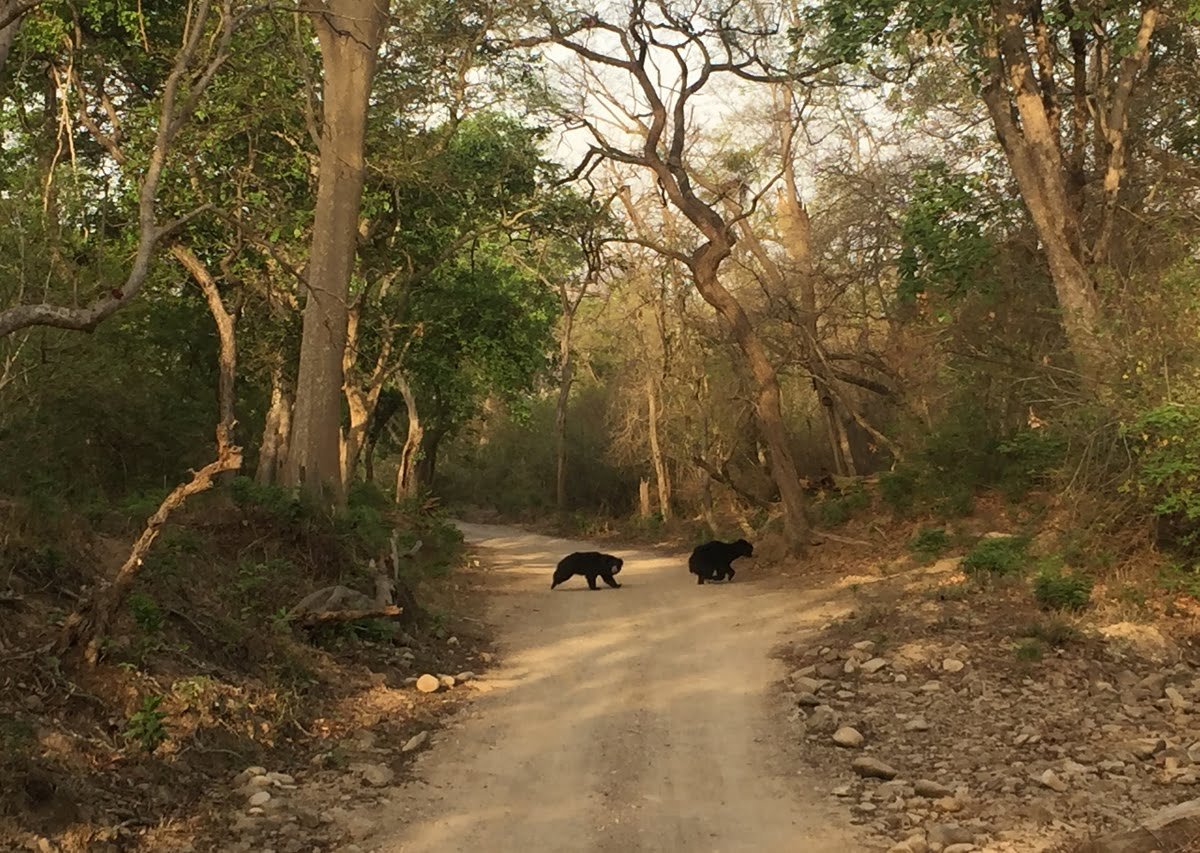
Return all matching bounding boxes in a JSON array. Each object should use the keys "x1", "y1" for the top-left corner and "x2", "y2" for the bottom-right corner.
[
  {"x1": 284, "y1": 0, "x2": 387, "y2": 509},
  {"x1": 982, "y1": 7, "x2": 1114, "y2": 390},
  {"x1": 692, "y1": 245, "x2": 811, "y2": 548},
  {"x1": 393, "y1": 372, "x2": 423, "y2": 502},
  {"x1": 256, "y1": 362, "x2": 291, "y2": 485},
  {"x1": 646, "y1": 376, "x2": 671, "y2": 520},
  {"x1": 638, "y1": 477, "x2": 651, "y2": 519}
]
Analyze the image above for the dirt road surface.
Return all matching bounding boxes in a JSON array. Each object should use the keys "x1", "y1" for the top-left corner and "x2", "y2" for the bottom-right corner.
[{"x1": 370, "y1": 523, "x2": 862, "y2": 853}]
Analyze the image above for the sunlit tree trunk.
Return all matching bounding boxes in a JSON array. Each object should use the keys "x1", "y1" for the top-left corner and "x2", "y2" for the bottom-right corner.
[{"x1": 285, "y1": 0, "x2": 387, "y2": 509}]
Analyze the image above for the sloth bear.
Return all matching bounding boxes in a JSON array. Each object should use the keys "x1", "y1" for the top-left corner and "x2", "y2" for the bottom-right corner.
[
  {"x1": 551, "y1": 551, "x2": 624, "y2": 590},
  {"x1": 688, "y1": 538, "x2": 753, "y2": 584}
]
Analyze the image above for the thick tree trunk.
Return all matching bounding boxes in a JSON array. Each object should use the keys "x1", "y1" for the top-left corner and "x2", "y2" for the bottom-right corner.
[
  {"x1": 692, "y1": 246, "x2": 811, "y2": 549},
  {"x1": 983, "y1": 8, "x2": 1118, "y2": 391},
  {"x1": 284, "y1": 0, "x2": 387, "y2": 509},
  {"x1": 638, "y1": 478, "x2": 651, "y2": 519},
  {"x1": 394, "y1": 374, "x2": 423, "y2": 502},
  {"x1": 646, "y1": 377, "x2": 671, "y2": 520},
  {"x1": 415, "y1": 428, "x2": 443, "y2": 490}
]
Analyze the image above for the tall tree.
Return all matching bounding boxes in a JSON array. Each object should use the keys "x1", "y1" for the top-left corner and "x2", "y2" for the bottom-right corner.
[
  {"x1": 284, "y1": 0, "x2": 389, "y2": 508},
  {"x1": 805, "y1": 0, "x2": 1166, "y2": 392},
  {"x1": 532, "y1": 2, "x2": 819, "y2": 549}
]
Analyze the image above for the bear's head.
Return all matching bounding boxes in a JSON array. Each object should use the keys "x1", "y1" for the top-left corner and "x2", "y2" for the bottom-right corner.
[
  {"x1": 609, "y1": 556, "x2": 624, "y2": 574},
  {"x1": 734, "y1": 539, "x2": 754, "y2": 558}
]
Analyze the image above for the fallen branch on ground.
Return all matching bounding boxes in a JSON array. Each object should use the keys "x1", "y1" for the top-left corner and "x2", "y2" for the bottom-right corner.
[
  {"x1": 810, "y1": 528, "x2": 874, "y2": 546},
  {"x1": 295, "y1": 605, "x2": 403, "y2": 627}
]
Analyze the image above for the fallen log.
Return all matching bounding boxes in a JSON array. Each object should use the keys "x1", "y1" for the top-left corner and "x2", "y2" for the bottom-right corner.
[{"x1": 295, "y1": 605, "x2": 403, "y2": 627}]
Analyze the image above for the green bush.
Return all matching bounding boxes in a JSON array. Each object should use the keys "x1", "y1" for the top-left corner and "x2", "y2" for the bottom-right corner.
[
  {"x1": 997, "y1": 430, "x2": 1066, "y2": 499},
  {"x1": 1126, "y1": 403, "x2": 1200, "y2": 552},
  {"x1": 908, "y1": 527, "x2": 951, "y2": 562},
  {"x1": 230, "y1": 476, "x2": 313, "y2": 524},
  {"x1": 961, "y1": 535, "x2": 1029, "y2": 577},
  {"x1": 128, "y1": 592, "x2": 164, "y2": 633},
  {"x1": 879, "y1": 467, "x2": 918, "y2": 514},
  {"x1": 1032, "y1": 565, "x2": 1093, "y2": 611},
  {"x1": 814, "y1": 484, "x2": 870, "y2": 528},
  {"x1": 1159, "y1": 562, "x2": 1200, "y2": 599}
]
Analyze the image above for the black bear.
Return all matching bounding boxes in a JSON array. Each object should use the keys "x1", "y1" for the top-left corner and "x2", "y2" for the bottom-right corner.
[
  {"x1": 551, "y1": 552, "x2": 624, "y2": 590},
  {"x1": 688, "y1": 538, "x2": 753, "y2": 584}
]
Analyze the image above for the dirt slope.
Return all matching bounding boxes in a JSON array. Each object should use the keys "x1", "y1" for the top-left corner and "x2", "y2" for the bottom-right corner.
[{"x1": 366, "y1": 522, "x2": 860, "y2": 853}]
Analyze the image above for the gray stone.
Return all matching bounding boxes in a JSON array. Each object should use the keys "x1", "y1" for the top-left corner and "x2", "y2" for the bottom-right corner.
[
  {"x1": 833, "y1": 726, "x2": 865, "y2": 748},
  {"x1": 402, "y1": 731, "x2": 429, "y2": 753},
  {"x1": 852, "y1": 757, "x2": 899, "y2": 780}
]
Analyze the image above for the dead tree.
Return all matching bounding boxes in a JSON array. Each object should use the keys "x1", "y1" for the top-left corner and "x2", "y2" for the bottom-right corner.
[{"x1": 528, "y1": 2, "x2": 829, "y2": 550}]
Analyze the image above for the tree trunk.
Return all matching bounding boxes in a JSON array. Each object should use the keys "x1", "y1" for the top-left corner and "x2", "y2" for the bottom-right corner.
[
  {"x1": 691, "y1": 246, "x2": 811, "y2": 549},
  {"x1": 284, "y1": 0, "x2": 387, "y2": 509},
  {"x1": 638, "y1": 477, "x2": 651, "y2": 519},
  {"x1": 0, "y1": 0, "x2": 31, "y2": 75},
  {"x1": 394, "y1": 373, "x2": 423, "y2": 502},
  {"x1": 555, "y1": 311, "x2": 574, "y2": 512},
  {"x1": 415, "y1": 427, "x2": 444, "y2": 490},
  {"x1": 256, "y1": 362, "x2": 290, "y2": 485},
  {"x1": 983, "y1": 11, "x2": 1109, "y2": 390},
  {"x1": 646, "y1": 376, "x2": 671, "y2": 520}
]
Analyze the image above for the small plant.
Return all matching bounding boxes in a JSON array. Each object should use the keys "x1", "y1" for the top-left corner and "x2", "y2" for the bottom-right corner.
[
  {"x1": 234, "y1": 557, "x2": 292, "y2": 596},
  {"x1": 1033, "y1": 565, "x2": 1093, "y2": 611},
  {"x1": 1159, "y1": 562, "x2": 1200, "y2": 599},
  {"x1": 1020, "y1": 618, "x2": 1078, "y2": 648},
  {"x1": 961, "y1": 536, "x2": 1029, "y2": 577},
  {"x1": 269, "y1": 607, "x2": 294, "y2": 634},
  {"x1": 909, "y1": 527, "x2": 951, "y2": 562},
  {"x1": 1116, "y1": 584, "x2": 1148, "y2": 609},
  {"x1": 928, "y1": 581, "x2": 971, "y2": 601},
  {"x1": 124, "y1": 695, "x2": 168, "y2": 753},
  {"x1": 1014, "y1": 638, "x2": 1044, "y2": 662},
  {"x1": 128, "y1": 592, "x2": 164, "y2": 633}
]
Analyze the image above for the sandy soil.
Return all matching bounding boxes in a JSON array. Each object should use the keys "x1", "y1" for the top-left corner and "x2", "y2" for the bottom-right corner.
[{"x1": 367, "y1": 522, "x2": 861, "y2": 853}]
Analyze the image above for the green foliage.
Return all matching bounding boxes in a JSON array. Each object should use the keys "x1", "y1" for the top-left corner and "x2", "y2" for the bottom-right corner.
[
  {"x1": 234, "y1": 557, "x2": 293, "y2": 597},
  {"x1": 908, "y1": 527, "x2": 951, "y2": 562},
  {"x1": 230, "y1": 477, "x2": 313, "y2": 524},
  {"x1": 813, "y1": 484, "x2": 870, "y2": 527},
  {"x1": 128, "y1": 592, "x2": 165, "y2": 634},
  {"x1": 997, "y1": 431, "x2": 1066, "y2": 500},
  {"x1": 879, "y1": 467, "x2": 918, "y2": 514},
  {"x1": 1158, "y1": 562, "x2": 1200, "y2": 599},
  {"x1": 961, "y1": 536, "x2": 1030, "y2": 577},
  {"x1": 898, "y1": 163, "x2": 999, "y2": 303},
  {"x1": 1032, "y1": 564, "x2": 1093, "y2": 611},
  {"x1": 124, "y1": 695, "x2": 168, "y2": 753},
  {"x1": 1126, "y1": 404, "x2": 1200, "y2": 551}
]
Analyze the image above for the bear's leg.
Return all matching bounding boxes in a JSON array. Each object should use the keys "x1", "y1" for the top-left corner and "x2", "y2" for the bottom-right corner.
[
  {"x1": 601, "y1": 571, "x2": 621, "y2": 589},
  {"x1": 586, "y1": 572, "x2": 599, "y2": 590}
]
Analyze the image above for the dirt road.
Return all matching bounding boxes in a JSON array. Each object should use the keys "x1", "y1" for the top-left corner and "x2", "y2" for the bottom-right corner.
[{"x1": 371, "y1": 523, "x2": 861, "y2": 853}]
